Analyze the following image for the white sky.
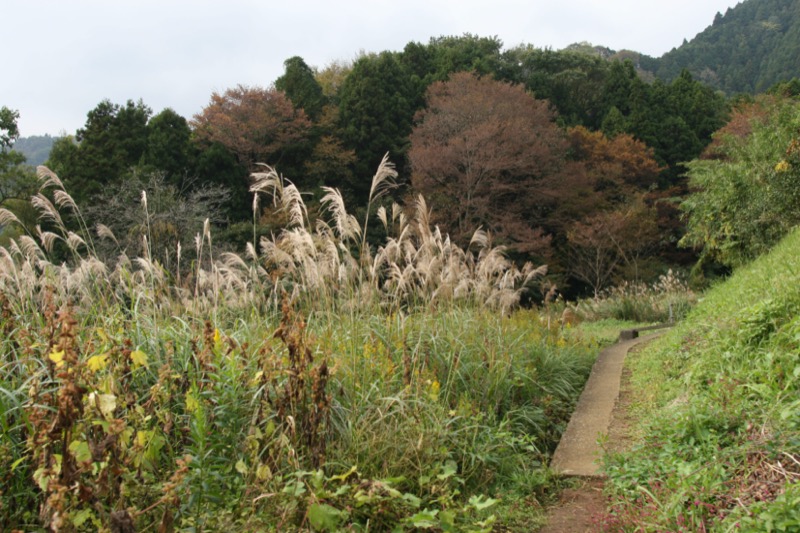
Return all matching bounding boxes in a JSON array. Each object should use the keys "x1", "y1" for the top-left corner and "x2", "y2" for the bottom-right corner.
[{"x1": 4, "y1": 0, "x2": 742, "y2": 137}]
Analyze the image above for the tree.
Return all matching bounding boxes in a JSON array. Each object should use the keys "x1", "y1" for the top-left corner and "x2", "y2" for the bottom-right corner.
[
  {"x1": 567, "y1": 212, "x2": 627, "y2": 297},
  {"x1": 681, "y1": 96, "x2": 800, "y2": 268},
  {"x1": 84, "y1": 170, "x2": 230, "y2": 269},
  {"x1": 338, "y1": 51, "x2": 416, "y2": 200},
  {"x1": 191, "y1": 85, "x2": 312, "y2": 180},
  {"x1": 567, "y1": 126, "x2": 662, "y2": 206},
  {"x1": 143, "y1": 108, "x2": 193, "y2": 183},
  {"x1": 302, "y1": 106, "x2": 356, "y2": 195},
  {"x1": 0, "y1": 107, "x2": 37, "y2": 241},
  {"x1": 503, "y1": 46, "x2": 610, "y2": 128},
  {"x1": 1, "y1": 107, "x2": 20, "y2": 149},
  {"x1": 314, "y1": 59, "x2": 352, "y2": 102},
  {"x1": 275, "y1": 56, "x2": 326, "y2": 121},
  {"x1": 47, "y1": 99, "x2": 152, "y2": 205},
  {"x1": 565, "y1": 204, "x2": 659, "y2": 296},
  {"x1": 408, "y1": 71, "x2": 568, "y2": 255}
]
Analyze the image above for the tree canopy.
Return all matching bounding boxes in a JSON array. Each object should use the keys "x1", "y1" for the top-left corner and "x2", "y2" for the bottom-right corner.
[
  {"x1": 681, "y1": 95, "x2": 800, "y2": 268},
  {"x1": 409, "y1": 72, "x2": 567, "y2": 256},
  {"x1": 192, "y1": 85, "x2": 312, "y2": 175}
]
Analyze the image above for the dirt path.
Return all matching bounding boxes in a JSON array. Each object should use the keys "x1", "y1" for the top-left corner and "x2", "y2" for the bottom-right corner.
[{"x1": 538, "y1": 335, "x2": 658, "y2": 532}]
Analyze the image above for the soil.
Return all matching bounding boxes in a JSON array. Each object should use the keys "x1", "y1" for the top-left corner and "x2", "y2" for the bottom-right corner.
[{"x1": 536, "y1": 341, "x2": 650, "y2": 532}]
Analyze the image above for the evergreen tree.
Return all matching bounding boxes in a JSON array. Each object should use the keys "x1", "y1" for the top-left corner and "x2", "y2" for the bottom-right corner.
[
  {"x1": 275, "y1": 56, "x2": 326, "y2": 121},
  {"x1": 338, "y1": 51, "x2": 415, "y2": 201},
  {"x1": 144, "y1": 108, "x2": 192, "y2": 183}
]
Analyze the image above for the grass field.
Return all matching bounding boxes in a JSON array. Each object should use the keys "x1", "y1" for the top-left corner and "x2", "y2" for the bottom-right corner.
[{"x1": 604, "y1": 228, "x2": 800, "y2": 532}]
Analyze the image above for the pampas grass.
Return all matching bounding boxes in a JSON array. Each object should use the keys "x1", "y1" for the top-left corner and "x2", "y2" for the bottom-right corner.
[{"x1": 0, "y1": 159, "x2": 546, "y2": 321}]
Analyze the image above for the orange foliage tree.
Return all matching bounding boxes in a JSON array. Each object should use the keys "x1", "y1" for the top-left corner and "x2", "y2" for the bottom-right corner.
[
  {"x1": 567, "y1": 126, "x2": 662, "y2": 206},
  {"x1": 192, "y1": 84, "x2": 312, "y2": 172}
]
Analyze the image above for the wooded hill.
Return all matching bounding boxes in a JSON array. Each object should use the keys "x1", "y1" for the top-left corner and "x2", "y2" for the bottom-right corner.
[
  {"x1": 643, "y1": 0, "x2": 800, "y2": 94},
  {"x1": 4, "y1": 0, "x2": 800, "y2": 298}
]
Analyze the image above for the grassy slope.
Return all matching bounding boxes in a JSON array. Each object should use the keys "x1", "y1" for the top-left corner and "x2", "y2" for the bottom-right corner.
[{"x1": 605, "y1": 228, "x2": 800, "y2": 531}]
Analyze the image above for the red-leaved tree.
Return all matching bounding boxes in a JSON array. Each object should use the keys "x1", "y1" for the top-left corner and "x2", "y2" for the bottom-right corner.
[
  {"x1": 192, "y1": 84, "x2": 311, "y2": 171},
  {"x1": 408, "y1": 72, "x2": 569, "y2": 256}
]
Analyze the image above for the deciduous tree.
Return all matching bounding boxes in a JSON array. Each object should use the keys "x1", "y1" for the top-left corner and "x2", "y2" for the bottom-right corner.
[
  {"x1": 567, "y1": 126, "x2": 661, "y2": 206},
  {"x1": 681, "y1": 96, "x2": 800, "y2": 267},
  {"x1": 192, "y1": 85, "x2": 312, "y2": 176},
  {"x1": 409, "y1": 71, "x2": 567, "y2": 256}
]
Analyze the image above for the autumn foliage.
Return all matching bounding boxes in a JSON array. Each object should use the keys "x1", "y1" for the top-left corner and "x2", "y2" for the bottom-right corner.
[
  {"x1": 409, "y1": 72, "x2": 567, "y2": 256},
  {"x1": 192, "y1": 84, "x2": 311, "y2": 170}
]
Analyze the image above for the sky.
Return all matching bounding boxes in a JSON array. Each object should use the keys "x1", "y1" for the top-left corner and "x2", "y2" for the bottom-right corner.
[{"x1": 4, "y1": 0, "x2": 742, "y2": 137}]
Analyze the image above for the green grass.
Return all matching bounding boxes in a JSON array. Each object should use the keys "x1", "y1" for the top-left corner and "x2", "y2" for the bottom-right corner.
[
  {"x1": 604, "y1": 227, "x2": 800, "y2": 532},
  {"x1": 0, "y1": 163, "x2": 704, "y2": 531},
  {"x1": 0, "y1": 288, "x2": 603, "y2": 531}
]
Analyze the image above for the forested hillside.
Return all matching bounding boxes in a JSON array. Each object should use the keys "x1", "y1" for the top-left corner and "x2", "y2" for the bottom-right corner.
[
  {"x1": 5, "y1": 0, "x2": 800, "y2": 297},
  {"x1": 0, "y1": 39, "x2": 728, "y2": 297},
  {"x1": 11, "y1": 135, "x2": 56, "y2": 167},
  {"x1": 5, "y1": 2, "x2": 800, "y2": 530},
  {"x1": 652, "y1": 0, "x2": 800, "y2": 93}
]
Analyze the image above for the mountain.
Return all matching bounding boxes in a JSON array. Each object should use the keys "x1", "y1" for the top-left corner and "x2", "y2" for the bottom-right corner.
[
  {"x1": 11, "y1": 134, "x2": 57, "y2": 167},
  {"x1": 653, "y1": 0, "x2": 800, "y2": 94}
]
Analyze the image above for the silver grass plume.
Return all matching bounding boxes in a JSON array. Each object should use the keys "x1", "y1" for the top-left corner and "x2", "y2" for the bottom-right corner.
[
  {"x1": 36, "y1": 166, "x2": 64, "y2": 191},
  {"x1": 17, "y1": 235, "x2": 45, "y2": 262},
  {"x1": 368, "y1": 153, "x2": 399, "y2": 203},
  {"x1": 36, "y1": 226, "x2": 60, "y2": 254},
  {"x1": 66, "y1": 231, "x2": 86, "y2": 253},
  {"x1": 0, "y1": 208, "x2": 21, "y2": 227},
  {"x1": 31, "y1": 193, "x2": 65, "y2": 231},
  {"x1": 377, "y1": 205, "x2": 389, "y2": 231},
  {"x1": 53, "y1": 190, "x2": 79, "y2": 212},
  {"x1": 321, "y1": 186, "x2": 361, "y2": 242},
  {"x1": 96, "y1": 223, "x2": 119, "y2": 245}
]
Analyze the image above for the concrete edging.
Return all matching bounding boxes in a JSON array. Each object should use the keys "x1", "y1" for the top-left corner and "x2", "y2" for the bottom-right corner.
[
  {"x1": 549, "y1": 330, "x2": 668, "y2": 478},
  {"x1": 618, "y1": 322, "x2": 673, "y2": 341}
]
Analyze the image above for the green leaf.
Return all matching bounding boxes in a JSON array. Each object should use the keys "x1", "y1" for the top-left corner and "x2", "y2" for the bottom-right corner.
[
  {"x1": 11, "y1": 457, "x2": 26, "y2": 471},
  {"x1": 72, "y1": 508, "x2": 95, "y2": 527},
  {"x1": 69, "y1": 440, "x2": 92, "y2": 463},
  {"x1": 468, "y1": 494, "x2": 499, "y2": 511},
  {"x1": 307, "y1": 503, "x2": 346, "y2": 531},
  {"x1": 235, "y1": 459, "x2": 248, "y2": 475},
  {"x1": 282, "y1": 480, "x2": 306, "y2": 497},
  {"x1": 33, "y1": 467, "x2": 48, "y2": 491},
  {"x1": 406, "y1": 510, "x2": 439, "y2": 528},
  {"x1": 437, "y1": 460, "x2": 458, "y2": 480}
]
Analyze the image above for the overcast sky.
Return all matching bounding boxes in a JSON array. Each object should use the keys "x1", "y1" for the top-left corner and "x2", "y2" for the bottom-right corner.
[{"x1": 5, "y1": 0, "x2": 742, "y2": 137}]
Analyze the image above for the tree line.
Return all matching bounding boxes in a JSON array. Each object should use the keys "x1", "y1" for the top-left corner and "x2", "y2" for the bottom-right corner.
[{"x1": 2, "y1": 33, "x2": 773, "y2": 298}]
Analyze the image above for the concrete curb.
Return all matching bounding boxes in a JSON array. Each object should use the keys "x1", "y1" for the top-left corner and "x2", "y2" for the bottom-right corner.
[{"x1": 549, "y1": 331, "x2": 666, "y2": 478}]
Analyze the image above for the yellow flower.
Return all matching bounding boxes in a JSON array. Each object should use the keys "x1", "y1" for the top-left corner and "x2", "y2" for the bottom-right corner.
[
  {"x1": 429, "y1": 380, "x2": 441, "y2": 402},
  {"x1": 775, "y1": 160, "x2": 791, "y2": 173}
]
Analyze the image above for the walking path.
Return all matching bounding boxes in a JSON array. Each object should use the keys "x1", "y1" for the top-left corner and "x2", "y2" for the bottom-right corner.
[{"x1": 549, "y1": 332, "x2": 662, "y2": 478}]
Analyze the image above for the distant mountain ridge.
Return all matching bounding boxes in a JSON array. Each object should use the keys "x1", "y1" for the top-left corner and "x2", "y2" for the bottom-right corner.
[
  {"x1": 11, "y1": 134, "x2": 56, "y2": 167},
  {"x1": 636, "y1": 0, "x2": 800, "y2": 93},
  {"x1": 564, "y1": 0, "x2": 800, "y2": 94}
]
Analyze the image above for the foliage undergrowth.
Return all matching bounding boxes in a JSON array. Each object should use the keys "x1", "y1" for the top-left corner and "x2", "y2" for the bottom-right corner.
[
  {"x1": 603, "y1": 228, "x2": 800, "y2": 532},
  {"x1": 573, "y1": 269, "x2": 696, "y2": 324},
  {"x1": 0, "y1": 164, "x2": 604, "y2": 531}
]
